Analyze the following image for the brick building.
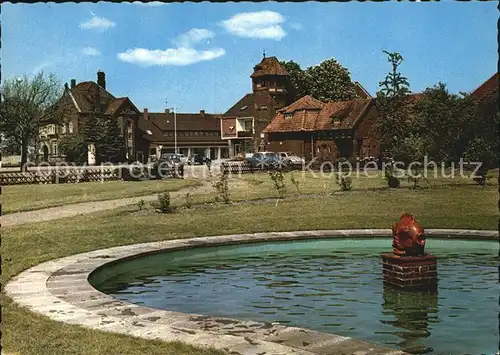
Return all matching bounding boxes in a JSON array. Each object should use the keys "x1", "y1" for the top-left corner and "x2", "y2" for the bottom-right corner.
[
  {"x1": 263, "y1": 95, "x2": 380, "y2": 162},
  {"x1": 39, "y1": 71, "x2": 141, "y2": 162},
  {"x1": 137, "y1": 109, "x2": 228, "y2": 161},
  {"x1": 220, "y1": 56, "x2": 293, "y2": 157}
]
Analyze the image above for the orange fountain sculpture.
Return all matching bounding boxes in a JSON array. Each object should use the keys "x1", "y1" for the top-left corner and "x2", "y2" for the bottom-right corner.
[{"x1": 381, "y1": 213, "x2": 437, "y2": 292}]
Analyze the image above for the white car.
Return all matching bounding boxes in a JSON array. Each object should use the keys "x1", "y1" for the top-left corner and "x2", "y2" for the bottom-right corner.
[{"x1": 278, "y1": 151, "x2": 305, "y2": 165}]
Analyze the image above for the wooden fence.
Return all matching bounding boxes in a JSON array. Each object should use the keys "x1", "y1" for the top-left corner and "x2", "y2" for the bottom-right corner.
[
  {"x1": 0, "y1": 168, "x2": 121, "y2": 185},
  {"x1": 220, "y1": 161, "x2": 303, "y2": 175}
]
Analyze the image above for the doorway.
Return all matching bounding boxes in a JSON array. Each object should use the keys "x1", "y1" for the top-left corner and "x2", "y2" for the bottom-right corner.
[{"x1": 42, "y1": 145, "x2": 49, "y2": 162}]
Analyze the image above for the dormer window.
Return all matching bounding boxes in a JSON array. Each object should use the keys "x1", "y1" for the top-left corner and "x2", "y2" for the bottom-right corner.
[
  {"x1": 332, "y1": 117, "x2": 341, "y2": 125},
  {"x1": 240, "y1": 105, "x2": 248, "y2": 111},
  {"x1": 284, "y1": 112, "x2": 293, "y2": 120}
]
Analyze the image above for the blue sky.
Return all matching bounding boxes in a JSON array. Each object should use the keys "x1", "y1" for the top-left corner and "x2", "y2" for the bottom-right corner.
[{"x1": 2, "y1": 1, "x2": 497, "y2": 113}]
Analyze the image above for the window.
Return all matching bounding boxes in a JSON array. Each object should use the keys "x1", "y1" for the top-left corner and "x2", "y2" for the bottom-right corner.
[
  {"x1": 243, "y1": 120, "x2": 252, "y2": 131},
  {"x1": 47, "y1": 125, "x2": 56, "y2": 135},
  {"x1": 240, "y1": 105, "x2": 249, "y2": 111},
  {"x1": 284, "y1": 112, "x2": 293, "y2": 120},
  {"x1": 259, "y1": 106, "x2": 268, "y2": 111},
  {"x1": 332, "y1": 117, "x2": 341, "y2": 125},
  {"x1": 68, "y1": 121, "x2": 74, "y2": 133},
  {"x1": 61, "y1": 124, "x2": 67, "y2": 134},
  {"x1": 52, "y1": 142, "x2": 58, "y2": 156}
]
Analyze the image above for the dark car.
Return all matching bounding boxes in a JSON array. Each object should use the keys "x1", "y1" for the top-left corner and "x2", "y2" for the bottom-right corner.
[
  {"x1": 154, "y1": 153, "x2": 184, "y2": 179},
  {"x1": 187, "y1": 154, "x2": 211, "y2": 165}
]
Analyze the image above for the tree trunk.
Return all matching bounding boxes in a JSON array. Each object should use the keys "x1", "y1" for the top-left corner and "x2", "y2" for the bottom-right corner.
[{"x1": 20, "y1": 143, "x2": 28, "y2": 172}]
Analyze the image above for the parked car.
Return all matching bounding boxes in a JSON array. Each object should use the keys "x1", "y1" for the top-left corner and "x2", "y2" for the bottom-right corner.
[
  {"x1": 246, "y1": 152, "x2": 290, "y2": 169},
  {"x1": 278, "y1": 151, "x2": 305, "y2": 166},
  {"x1": 175, "y1": 153, "x2": 188, "y2": 164},
  {"x1": 187, "y1": 154, "x2": 211, "y2": 165},
  {"x1": 154, "y1": 153, "x2": 184, "y2": 178}
]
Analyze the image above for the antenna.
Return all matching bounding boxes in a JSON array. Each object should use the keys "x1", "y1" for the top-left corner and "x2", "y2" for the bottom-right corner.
[
  {"x1": 165, "y1": 98, "x2": 168, "y2": 109},
  {"x1": 263, "y1": 49, "x2": 266, "y2": 59}
]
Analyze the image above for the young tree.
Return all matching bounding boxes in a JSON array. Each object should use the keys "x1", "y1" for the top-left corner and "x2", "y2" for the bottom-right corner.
[
  {"x1": 0, "y1": 72, "x2": 63, "y2": 171},
  {"x1": 305, "y1": 58, "x2": 357, "y2": 102},
  {"x1": 375, "y1": 51, "x2": 421, "y2": 164}
]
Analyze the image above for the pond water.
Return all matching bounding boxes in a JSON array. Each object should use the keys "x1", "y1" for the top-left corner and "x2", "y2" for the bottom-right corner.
[{"x1": 90, "y1": 238, "x2": 499, "y2": 354}]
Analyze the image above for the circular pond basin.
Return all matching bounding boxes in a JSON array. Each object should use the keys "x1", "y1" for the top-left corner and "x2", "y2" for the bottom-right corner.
[{"x1": 90, "y1": 238, "x2": 498, "y2": 354}]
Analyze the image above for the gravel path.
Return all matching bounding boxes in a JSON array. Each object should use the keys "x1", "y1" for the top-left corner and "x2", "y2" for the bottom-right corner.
[{"x1": 1, "y1": 180, "x2": 215, "y2": 227}]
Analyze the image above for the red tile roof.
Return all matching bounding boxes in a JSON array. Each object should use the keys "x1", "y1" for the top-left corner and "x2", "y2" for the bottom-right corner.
[
  {"x1": 470, "y1": 72, "x2": 498, "y2": 103},
  {"x1": 353, "y1": 82, "x2": 372, "y2": 99},
  {"x1": 263, "y1": 97, "x2": 373, "y2": 133},
  {"x1": 281, "y1": 95, "x2": 323, "y2": 113},
  {"x1": 251, "y1": 56, "x2": 289, "y2": 78}
]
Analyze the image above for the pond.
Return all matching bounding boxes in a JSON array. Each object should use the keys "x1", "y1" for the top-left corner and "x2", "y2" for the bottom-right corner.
[{"x1": 90, "y1": 238, "x2": 498, "y2": 354}]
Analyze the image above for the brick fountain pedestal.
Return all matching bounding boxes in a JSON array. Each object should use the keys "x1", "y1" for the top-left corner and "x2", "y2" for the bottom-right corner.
[
  {"x1": 381, "y1": 253, "x2": 437, "y2": 292},
  {"x1": 382, "y1": 213, "x2": 437, "y2": 292}
]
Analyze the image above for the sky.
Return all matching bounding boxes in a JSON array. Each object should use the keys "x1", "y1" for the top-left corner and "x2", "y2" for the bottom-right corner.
[{"x1": 2, "y1": 1, "x2": 498, "y2": 113}]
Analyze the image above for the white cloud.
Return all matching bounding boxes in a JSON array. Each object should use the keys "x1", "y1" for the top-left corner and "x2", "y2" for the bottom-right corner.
[
  {"x1": 118, "y1": 47, "x2": 226, "y2": 67},
  {"x1": 220, "y1": 11, "x2": 287, "y2": 40},
  {"x1": 79, "y1": 16, "x2": 116, "y2": 30},
  {"x1": 82, "y1": 47, "x2": 101, "y2": 56},
  {"x1": 132, "y1": 1, "x2": 168, "y2": 6},
  {"x1": 175, "y1": 28, "x2": 215, "y2": 48}
]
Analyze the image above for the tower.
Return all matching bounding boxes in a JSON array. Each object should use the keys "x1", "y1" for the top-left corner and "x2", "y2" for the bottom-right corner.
[{"x1": 250, "y1": 56, "x2": 290, "y2": 109}]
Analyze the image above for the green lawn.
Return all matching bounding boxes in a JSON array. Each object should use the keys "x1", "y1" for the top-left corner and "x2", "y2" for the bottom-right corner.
[
  {"x1": 2, "y1": 180, "x2": 498, "y2": 355},
  {"x1": 1, "y1": 179, "x2": 200, "y2": 214}
]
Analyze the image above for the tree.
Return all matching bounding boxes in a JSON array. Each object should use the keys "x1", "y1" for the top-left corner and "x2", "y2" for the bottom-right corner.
[
  {"x1": 97, "y1": 117, "x2": 125, "y2": 163},
  {"x1": 58, "y1": 134, "x2": 87, "y2": 164},
  {"x1": 375, "y1": 51, "x2": 420, "y2": 164},
  {"x1": 0, "y1": 72, "x2": 64, "y2": 171},
  {"x1": 280, "y1": 60, "x2": 310, "y2": 102},
  {"x1": 80, "y1": 112, "x2": 125, "y2": 164},
  {"x1": 414, "y1": 83, "x2": 477, "y2": 164},
  {"x1": 305, "y1": 58, "x2": 357, "y2": 102},
  {"x1": 280, "y1": 58, "x2": 357, "y2": 102}
]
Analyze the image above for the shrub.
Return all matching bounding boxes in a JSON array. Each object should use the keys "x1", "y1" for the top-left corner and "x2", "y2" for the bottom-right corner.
[
  {"x1": 209, "y1": 169, "x2": 230, "y2": 203},
  {"x1": 384, "y1": 164, "x2": 400, "y2": 188},
  {"x1": 58, "y1": 134, "x2": 87, "y2": 164},
  {"x1": 334, "y1": 172, "x2": 352, "y2": 191},
  {"x1": 290, "y1": 173, "x2": 301, "y2": 194},
  {"x1": 151, "y1": 192, "x2": 173, "y2": 213},
  {"x1": 185, "y1": 189, "x2": 193, "y2": 208},
  {"x1": 137, "y1": 199, "x2": 145, "y2": 211},
  {"x1": 269, "y1": 170, "x2": 287, "y2": 198}
]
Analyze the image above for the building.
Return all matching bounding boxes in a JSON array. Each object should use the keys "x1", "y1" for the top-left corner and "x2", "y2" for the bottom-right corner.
[
  {"x1": 39, "y1": 71, "x2": 141, "y2": 162},
  {"x1": 262, "y1": 95, "x2": 380, "y2": 162},
  {"x1": 220, "y1": 56, "x2": 293, "y2": 157},
  {"x1": 137, "y1": 109, "x2": 228, "y2": 161}
]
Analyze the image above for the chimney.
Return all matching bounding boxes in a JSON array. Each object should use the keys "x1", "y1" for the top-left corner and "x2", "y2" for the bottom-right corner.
[
  {"x1": 97, "y1": 71, "x2": 106, "y2": 90},
  {"x1": 200, "y1": 110, "x2": 205, "y2": 117},
  {"x1": 164, "y1": 108, "x2": 170, "y2": 114},
  {"x1": 143, "y1": 108, "x2": 149, "y2": 121},
  {"x1": 70, "y1": 79, "x2": 76, "y2": 89}
]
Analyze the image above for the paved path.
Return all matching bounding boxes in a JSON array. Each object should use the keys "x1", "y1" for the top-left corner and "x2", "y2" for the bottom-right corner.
[{"x1": 1, "y1": 179, "x2": 214, "y2": 228}]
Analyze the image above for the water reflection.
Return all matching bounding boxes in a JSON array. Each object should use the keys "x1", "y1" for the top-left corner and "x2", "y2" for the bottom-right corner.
[{"x1": 381, "y1": 285, "x2": 438, "y2": 354}]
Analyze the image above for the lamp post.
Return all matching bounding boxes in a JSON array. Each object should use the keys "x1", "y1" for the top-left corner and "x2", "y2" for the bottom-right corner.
[{"x1": 165, "y1": 103, "x2": 178, "y2": 154}]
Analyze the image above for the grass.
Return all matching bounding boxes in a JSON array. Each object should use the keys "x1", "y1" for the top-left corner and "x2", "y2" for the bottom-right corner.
[
  {"x1": 1, "y1": 179, "x2": 200, "y2": 214},
  {"x1": 2, "y1": 179, "x2": 498, "y2": 355}
]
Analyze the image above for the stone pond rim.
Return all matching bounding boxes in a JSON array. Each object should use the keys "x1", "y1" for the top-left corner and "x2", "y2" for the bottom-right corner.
[{"x1": 5, "y1": 229, "x2": 498, "y2": 355}]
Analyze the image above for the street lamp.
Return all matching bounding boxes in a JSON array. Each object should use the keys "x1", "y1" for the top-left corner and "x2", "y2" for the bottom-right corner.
[{"x1": 166, "y1": 105, "x2": 178, "y2": 154}]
